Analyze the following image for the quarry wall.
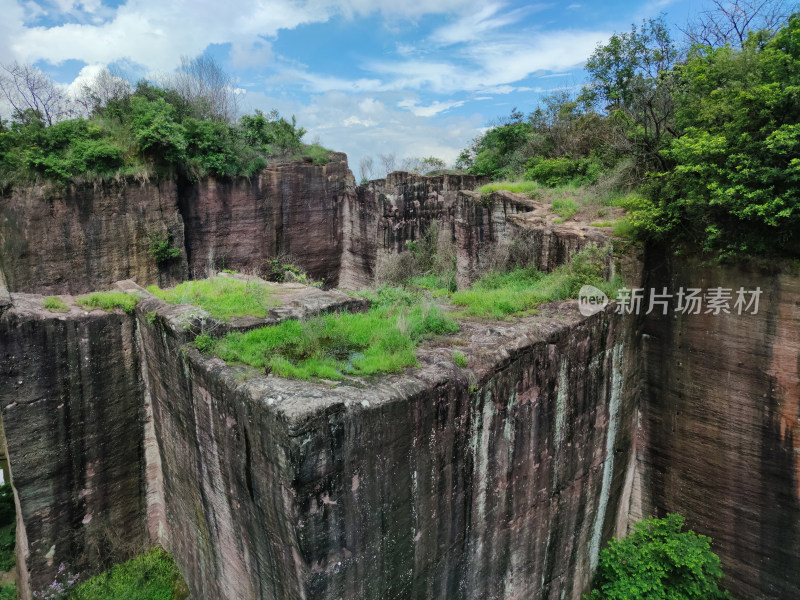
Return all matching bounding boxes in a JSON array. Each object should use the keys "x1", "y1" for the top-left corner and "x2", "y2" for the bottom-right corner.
[{"x1": 0, "y1": 159, "x2": 798, "y2": 599}]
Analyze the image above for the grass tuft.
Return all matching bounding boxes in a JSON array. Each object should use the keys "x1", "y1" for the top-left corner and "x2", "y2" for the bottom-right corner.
[
  {"x1": 551, "y1": 197, "x2": 579, "y2": 220},
  {"x1": 148, "y1": 277, "x2": 280, "y2": 321},
  {"x1": 77, "y1": 291, "x2": 139, "y2": 313},
  {"x1": 43, "y1": 296, "x2": 70, "y2": 313},
  {"x1": 453, "y1": 351, "x2": 468, "y2": 368}
]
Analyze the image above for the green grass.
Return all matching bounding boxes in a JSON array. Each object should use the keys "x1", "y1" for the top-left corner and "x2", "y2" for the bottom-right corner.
[
  {"x1": 0, "y1": 584, "x2": 15, "y2": 600},
  {"x1": 551, "y1": 198, "x2": 579, "y2": 220},
  {"x1": 68, "y1": 547, "x2": 187, "y2": 600},
  {"x1": 148, "y1": 277, "x2": 280, "y2": 321},
  {"x1": 43, "y1": 296, "x2": 70, "y2": 312},
  {"x1": 76, "y1": 291, "x2": 138, "y2": 313},
  {"x1": 479, "y1": 180, "x2": 540, "y2": 198},
  {"x1": 613, "y1": 218, "x2": 636, "y2": 238},
  {"x1": 209, "y1": 289, "x2": 458, "y2": 380},
  {"x1": 590, "y1": 221, "x2": 615, "y2": 228},
  {"x1": 410, "y1": 272, "x2": 457, "y2": 295},
  {"x1": 450, "y1": 246, "x2": 619, "y2": 319},
  {"x1": 0, "y1": 483, "x2": 14, "y2": 575},
  {"x1": 453, "y1": 351, "x2": 468, "y2": 368}
]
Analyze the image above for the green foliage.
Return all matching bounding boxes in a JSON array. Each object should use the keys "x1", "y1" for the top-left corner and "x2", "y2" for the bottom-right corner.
[
  {"x1": 453, "y1": 351, "x2": 468, "y2": 368},
  {"x1": 637, "y1": 16, "x2": 800, "y2": 257},
  {"x1": 0, "y1": 73, "x2": 314, "y2": 187},
  {"x1": 451, "y1": 245, "x2": 618, "y2": 318},
  {"x1": 147, "y1": 231, "x2": 181, "y2": 264},
  {"x1": 525, "y1": 156, "x2": 602, "y2": 187},
  {"x1": 0, "y1": 584, "x2": 15, "y2": 600},
  {"x1": 68, "y1": 547, "x2": 187, "y2": 600},
  {"x1": 551, "y1": 198, "x2": 579, "y2": 220},
  {"x1": 588, "y1": 514, "x2": 730, "y2": 600},
  {"x1": 0, "y1": 483, "x2": 15, "y2": 574},
  {"x1": 213, "y1": 295, "x2": 458, "y2": 380},
  {"x1": 76, "y1": 291, "x2": 139, "y2": 313},
  {"x1": 265, "y1": 260, "x2": 319, "y2": 286},
  {"x1": 148, "y1": 277, "x2": 280, "y2": 321},
  {"x1": 194, "y1": 333, "x2": 216, "y2": 353},
  {"x1": 43, "y1": 296, "x2": 70, "y2": 312}
]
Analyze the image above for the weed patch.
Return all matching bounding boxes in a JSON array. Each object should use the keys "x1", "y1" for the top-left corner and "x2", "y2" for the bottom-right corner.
[
  {"x1": 148, "y1": 278, "x2": 280, "y2": 321},
  {"x1": 43, "y1": 296, "x2": 70, "y2": 313},
  {"x1": 77, "y1": 291, "x2": 139, "y2": 313}
]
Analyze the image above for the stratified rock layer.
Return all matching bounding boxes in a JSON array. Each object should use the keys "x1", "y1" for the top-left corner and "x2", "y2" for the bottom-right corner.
[
  {"x1": 0, "y1": 295, "x2": 147, "y2": 597},
  {"x1": 640, "y1": 256, "x2": 800, "y2": 599}
]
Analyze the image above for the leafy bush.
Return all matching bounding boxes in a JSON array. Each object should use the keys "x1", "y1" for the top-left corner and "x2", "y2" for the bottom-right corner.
[
  {"x1": 43, "y1": 296, "x2": 70, "y2": 312},
  {"x1": 76, "y1": 291, "x2": 139, "y2": 313},
  {"x1": 148, "y1": 277, "x2": 279, "y2": 321},
  {"x1": 69, "y1": 547, "x2": 187, "y2": 600},
  {"x1": 525, "y1": 156, "x2": 602, "y2": 187},
  {"x1": 0, "y1": 584, "x2": 15, "y2": 600},
  {"x1": 588, "y1": 514, "x2": 730, "y2": 600},
  {"x1": 147, "y1": 231, "x2": 181, "y2": 264}
]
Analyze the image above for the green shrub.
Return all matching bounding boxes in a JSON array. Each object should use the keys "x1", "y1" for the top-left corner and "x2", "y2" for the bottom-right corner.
[
  {"x1": 69, "y1": 547, "x2": 187, "y2": 600},
  {"x1": 0, "y1": 483, "x2": 15, "y2": 574},
  {"x1": 43, "y1": 296, "x2": 70, "y2": 312},
  {"x1": 588, "y1": 514, "x2": 730, "y2": 600},
  {"x1": 0, "y1": 584, "x2": 15, "y2": 600},
  {"x1": 194, "y1": 333, "x2": 216, "y2": 353},
  {"x1": 213, "y1": 299, "x2": 458, "y2": 380},
  {"x1": 77, "y1": 291, "x2": 139, "y2": 313},
  {"x1": 525, "y1": 156, "x2": 601, "y2": 187},
  {"x1": 147, "y1": 231, "x2": 181, "y2": 264},
  {"x1": 453, "y1": 351, "x2": 468, "y2": 368},
  {"x1": 148, "y1": 278, "x2": 279, "y2": 321}
]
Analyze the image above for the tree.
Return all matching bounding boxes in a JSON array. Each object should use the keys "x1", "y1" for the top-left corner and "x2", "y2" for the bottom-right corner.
[
  {"x1": 379, "y1": 152, "x2": 396, "y2": 174},
  {"x1": 169, "y1": 55, "x2": 237, "y2": 122},
  {"x1": 581, "y1": 17, "x2": 679, "y2": 173},
  {"x1": 0, "y1": 62, "x2": 67, "y2": 125},
  {"x1": 588, "y1": 514, "x2": 731, "y2": 599},
  {"x1": 681, "y1": 0, "x2": 794, "y2": 48},
  {"x1": 635, "y1": 14, "x2": 800, "y2": 258},
  {"x1": 359, "y1": 155, "x2": 374, "y2": 181},
  {"x1": 400, "y1": 156, "x2": 447, "y2": 174},
  {"x1": 73, "y1": 67, "x2": 131, "y2": 117}
]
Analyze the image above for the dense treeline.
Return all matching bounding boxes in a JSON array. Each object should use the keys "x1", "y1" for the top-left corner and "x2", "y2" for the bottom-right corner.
[
  {"x1": 458, "y1": 3, "x2": 799, "y2": 258},
  {"x1": 0, "y1": 58, "x2": 324, "y2": 190}
]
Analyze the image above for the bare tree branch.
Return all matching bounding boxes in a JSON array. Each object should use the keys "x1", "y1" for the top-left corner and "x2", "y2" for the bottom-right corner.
[
  {"x1": 0, "y1": 61, "x2": 68, "y2": 125},
  {"x1": 680, "y1": 0, "x2": 796, "y2": 48}
]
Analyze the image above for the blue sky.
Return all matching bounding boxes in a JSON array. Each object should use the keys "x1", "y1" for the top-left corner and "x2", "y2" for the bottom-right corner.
[{"x1": 1, "y1": 0, "x2": 706, "y2": 175}]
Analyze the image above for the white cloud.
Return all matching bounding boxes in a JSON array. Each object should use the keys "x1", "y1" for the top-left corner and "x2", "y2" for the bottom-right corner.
[
  {"x1": 397, "y1": 98, "x2": 465, "y2": 117},
  {"x1": 431, "y1": 2, "x2": 548, "y2": 46}
]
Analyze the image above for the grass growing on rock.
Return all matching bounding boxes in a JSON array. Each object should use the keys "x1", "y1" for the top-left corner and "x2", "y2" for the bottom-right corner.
[
  {"x1": 450, "y1": 245, "x2": 619, "y2": 319},
  {"x1": 148, "y1": 277, "x2": 280, "y2": 321},
  {"x1": 77, "y1": 291, "x2": 139, "y2": 313},
  {"x1": 478, "y1": 180, "x2": 540, "y2": 197},
  {"x1": 43, "y1": 296, "x2": 70, "y2": 312},
  {"x1": 209, "y1": 287, "x2": 458, "y2": 380},
  {"x1": 69, "y1": 547, "x2": 187, "y2": 600}
]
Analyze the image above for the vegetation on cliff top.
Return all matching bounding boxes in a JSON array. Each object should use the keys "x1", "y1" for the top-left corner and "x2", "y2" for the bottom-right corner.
[
  {"x1": 0, "y1": 56, "x2": 327, "y2": 190},
  {"x1": 148, "y1": 277, "x2": 280, "y2": 321},
  {"x1": 204, "y1": 287, "x2": 458, "y2": 380},
  {"x1": 76, "y1": 291, "x2": 139, "y2": 313},
  {"x1": 588, "y1": 514, "x2": 730, "y2": 599},
  {"x1": 459, "y1": 7, "x2": 800, "y2": 259}
]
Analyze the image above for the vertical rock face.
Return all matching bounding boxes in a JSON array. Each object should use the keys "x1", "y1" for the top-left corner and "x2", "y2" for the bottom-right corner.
[
  {"x1": 640, "y1": 256, "x2": 800, "y2": 599},
  {"x1": 178, "y1": 156, "x2": 353, "y2": 285},
  {"x1": 128, "y1": 286, "x2": 640, "y2": 600},
  {"x1": 0, "y1": 296, "x2": 147, "y2": 596},
  {"x1": 338, "y1": 172, "x2": 483, "y2": 288},
  {"x1": 0, "y1": 180, "x2": 187, "y2": 294}
]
